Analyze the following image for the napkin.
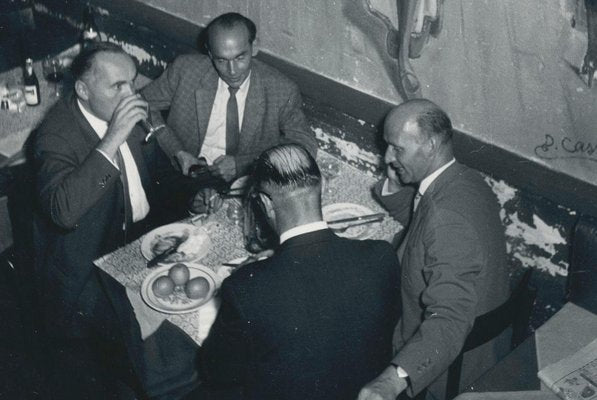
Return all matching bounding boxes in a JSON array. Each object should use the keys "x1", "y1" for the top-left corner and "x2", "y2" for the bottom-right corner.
[
  {"x1": 196, "y1": 296, "x2": 221, "y2": 345},
  {"x1": 126, "y1": 287, "x2": 167, "y2": 340}
]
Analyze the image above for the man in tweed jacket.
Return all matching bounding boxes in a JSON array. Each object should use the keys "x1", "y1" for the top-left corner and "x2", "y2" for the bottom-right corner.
[{"x1": 142, "y1": 12, "x2": 317, "y2": 211}]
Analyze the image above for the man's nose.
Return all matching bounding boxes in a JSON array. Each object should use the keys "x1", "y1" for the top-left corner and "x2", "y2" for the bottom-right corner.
[
  {"x1": 228, "y1": 60, "x2": 236, "y2": 75},
  {"x1": 122, "y1": 83, "x2": 135, "y2": 96},
  {"x1": 384, "y1": 148, "x2": 395, "y2": 164}
]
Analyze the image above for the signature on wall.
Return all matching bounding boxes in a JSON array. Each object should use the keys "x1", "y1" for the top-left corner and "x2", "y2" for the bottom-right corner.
[{"x1": 534, "y1": 134, "x2": 597, "y2": 162}]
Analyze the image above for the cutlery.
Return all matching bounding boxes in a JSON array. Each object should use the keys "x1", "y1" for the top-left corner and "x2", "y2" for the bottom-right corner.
[
  {"x1": 330, "y1": 216, "x2": 384, "y2": 233},
  {"x1": 327, "y1": 212, "x2": 386, "y2": 225},
  {"x1": 221, "y1": 262, "x2": 242, "y2": 267},
  {"x1": 147, "y1": 237, "x2": 185, "y2": 268}
]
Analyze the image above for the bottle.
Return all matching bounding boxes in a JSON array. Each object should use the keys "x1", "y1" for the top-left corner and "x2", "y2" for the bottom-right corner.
[
  {"x1": 80, "y1": 3, "x2": 100, "y2": 50},
  {"x1": 23, "y1": 58, "x2": 40, "y2": 106}
]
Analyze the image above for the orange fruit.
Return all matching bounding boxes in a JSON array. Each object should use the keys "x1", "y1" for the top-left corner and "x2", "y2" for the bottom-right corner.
[
  {"x1": 168, "y1": 263, "x2": 190, "y2": 286},
  {"x1": 152, "y1": 276, "x2": 175, "y2": 298},
  {"x1": 184, "y1": 277, "x2": 210, "y2": 299}
]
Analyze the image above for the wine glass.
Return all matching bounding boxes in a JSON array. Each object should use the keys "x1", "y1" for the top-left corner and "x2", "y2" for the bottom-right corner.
[
  {"x1": 42, "y1": 56, "x2": 64, "y2": 97},
  {"x1": 135, "y1": 94, "x2": 165, "y2": 142},
  {"x1": 319, "y1": 157, "x2": 341, "y2": 195}
]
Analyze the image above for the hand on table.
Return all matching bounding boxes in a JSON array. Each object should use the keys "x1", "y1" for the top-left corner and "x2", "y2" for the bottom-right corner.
[
  {"x1": 357, "y1": 366, "x2": 407, "y2": 400},
  {"x1": 208, "y1": 155, "x2": 237, "y2": 182},
  {"x1": 189, "y1": 188, "x2": 223, "y2": 215}
]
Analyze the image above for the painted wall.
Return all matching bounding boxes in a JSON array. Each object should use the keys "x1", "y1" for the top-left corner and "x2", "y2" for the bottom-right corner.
[{"x1": 130, "y1": 0, "x2": 597, "y2": 190}]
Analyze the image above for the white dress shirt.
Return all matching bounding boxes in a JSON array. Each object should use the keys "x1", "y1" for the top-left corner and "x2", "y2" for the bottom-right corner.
[
  {"x1": 200, "y1": 75, "x2": 251, "y2": 164},
  {"x1": 279, "y1": 221, "x2": 329, "y2": 244},
  {"x1": 78, "y1": 100, "x2": 150, "y2": 223}
]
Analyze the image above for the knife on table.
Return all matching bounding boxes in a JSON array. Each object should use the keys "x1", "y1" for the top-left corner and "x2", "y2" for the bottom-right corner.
[
  {"x1": 327, "y1": 212, "x2": 386, "y2": 225},
  {"x1": 147, "y1": 238, "x2": 184, "y2": 268}
]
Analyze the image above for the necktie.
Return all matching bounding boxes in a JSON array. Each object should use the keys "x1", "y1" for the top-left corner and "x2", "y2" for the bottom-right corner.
[
  {"x1": 115, "y1": 149, "x2": 133, "y2": 231},
  {"x1": 226, "y1": 86, "x2": 240, "y2": 155},
  {"x1": 413, "y1": 190, "x2": 423, "y2": 211}
]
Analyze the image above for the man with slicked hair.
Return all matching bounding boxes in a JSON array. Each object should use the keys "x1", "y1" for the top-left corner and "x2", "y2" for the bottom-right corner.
[
  {"x1": 142, "y1": 12, "x2": 318, "y2": 216},
  {"x1": 358, "y1": 99, "x2": 509, "y2": 400},
  {"x1": 194, "y1": 144, "x2": 400, "y2": 400}
]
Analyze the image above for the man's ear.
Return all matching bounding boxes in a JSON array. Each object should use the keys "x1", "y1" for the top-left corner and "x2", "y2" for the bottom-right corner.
[
  {"x1": 74, "y1": 80, "x2": 89, "y2": 101},
  {"x1": 251, "y1": 38, "x2": 259, "y2": 57}
]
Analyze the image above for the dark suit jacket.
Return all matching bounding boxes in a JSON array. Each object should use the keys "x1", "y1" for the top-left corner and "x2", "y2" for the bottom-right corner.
[
  {"x1": 374, "y1": 161, "x2": 510, "y2": 398},
  {"x1": 141, "y1": 53, "x2": 318, "y2": 175},
  {"x1": 199, "y1": 229, "x2": 401, "y2": 400},
  {"x1": 31, "y1": 94, "x2": 176, "y2": 338}
]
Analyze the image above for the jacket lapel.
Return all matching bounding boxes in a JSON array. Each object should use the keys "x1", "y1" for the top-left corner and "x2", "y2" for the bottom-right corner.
[
  {"x1": 195, "y1": 68, "x2": 219, "y2": 148},
  {"x1": 398, "y1": 161, "x2": 466, "y2": 261},
  {"x1": 239, "y1": 66, "x2": 266, "y2": 154}
]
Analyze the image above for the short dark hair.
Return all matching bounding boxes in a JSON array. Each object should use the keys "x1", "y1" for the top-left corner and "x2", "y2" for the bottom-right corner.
[
  {"x1": 70, "y1": 41, "x2": 129, "y2": 81},
  {"x1": 416, "y1": 104, "x2": 453, "y2": 143},
  {"x1": 204, "y1": 12, "x2": 257, "y2": 51},
  {"x1": 252, "y1": 144, "x2": 321, "y2": 191}
]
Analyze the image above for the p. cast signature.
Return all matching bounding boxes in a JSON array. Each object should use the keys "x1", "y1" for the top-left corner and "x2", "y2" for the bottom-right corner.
[{"x1": 534, "y1": 134, "x2": 597, "y2": 163}]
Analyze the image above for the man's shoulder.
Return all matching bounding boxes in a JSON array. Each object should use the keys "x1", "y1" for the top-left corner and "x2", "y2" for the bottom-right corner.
[
  {"x1": 36, "y1": 96, "x2": 78, "y2": 144},
  {"x1": 252, "y1": 59, "x2": 299, "y2": 90},
  {"x1": 169, "y1": 53, "x2": 212, "y2": 75}
]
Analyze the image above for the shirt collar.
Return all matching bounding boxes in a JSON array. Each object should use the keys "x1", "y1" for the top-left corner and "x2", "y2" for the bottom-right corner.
[
  {"x1": 217, "y1": 72, "x2": 251, "y2": 97},
  {"x1": 418, "y1": 158, "x2": 456, "y2": 195},
  {"x1": 279, "y1": 221, "x2": 329, "y2": 244},
  {"x1": 77, "y1": 99, "x2": 108, "y2": 138}
]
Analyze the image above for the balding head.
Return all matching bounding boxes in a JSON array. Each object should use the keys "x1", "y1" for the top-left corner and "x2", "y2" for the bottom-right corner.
[
  {"x1": 383, "y1": 99, "x2": 454, "y2": 184},
  {"x1": 385, "y1": 99, "x2": 453, "y2": 144}
]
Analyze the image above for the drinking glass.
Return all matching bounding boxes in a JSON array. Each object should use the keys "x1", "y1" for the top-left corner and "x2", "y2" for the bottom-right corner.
[
  {"x1": 226, "y1": 199, "x2": 244, "y2": 227},
  {"x1": 136, "y1": 95, "x2": 165, "y2": 142},
  {"x1": 42, "y1": 56, "x2": 64, "y2": 97},
  {"x1": 319, "y1": 157, "x2": 341, "y2": 195}
]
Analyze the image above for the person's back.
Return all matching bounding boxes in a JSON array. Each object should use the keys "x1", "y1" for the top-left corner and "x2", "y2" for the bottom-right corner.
[
  {"x1": 198, "y1": 144, "x2": 401, "y2": 399},
  {"x1": 201, "y1": 231, "x2": 400, "y2": 399}
]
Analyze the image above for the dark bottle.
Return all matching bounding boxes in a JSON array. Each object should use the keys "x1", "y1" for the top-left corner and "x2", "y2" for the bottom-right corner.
[
  {"x1": 80, "y1": 3, "x2": 100, "y2": 50},
  {"x1": 23, "y1": 58, "x2": 40, "y2": 106}
]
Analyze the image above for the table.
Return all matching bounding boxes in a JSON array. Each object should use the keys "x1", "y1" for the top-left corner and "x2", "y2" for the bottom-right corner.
[
  {"x1": 0, "y1": 61, "x2": 61, "y2": 164},
  {"x1": 460, "y1": 302, "x2": 597, "y2": 399},
  {"x1": 94, "y1": 153, "x2": 403, "y2": 344}
]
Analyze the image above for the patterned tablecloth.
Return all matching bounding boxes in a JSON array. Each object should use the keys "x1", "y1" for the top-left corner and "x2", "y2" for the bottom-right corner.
[{"x1": 94, "y1": 153, "x2": 404, "y2": 344}]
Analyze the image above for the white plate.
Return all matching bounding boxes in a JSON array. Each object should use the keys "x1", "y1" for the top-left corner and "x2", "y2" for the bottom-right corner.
[
  {"x1": 323, "y1": 203, "x2": 380, "y2": 240},
  {"x1": 141, "y1": 223, "x2": 212, "y2": 263},
  {"x1": 141, "y1": 263, "x2": 219, "y2": 314}
]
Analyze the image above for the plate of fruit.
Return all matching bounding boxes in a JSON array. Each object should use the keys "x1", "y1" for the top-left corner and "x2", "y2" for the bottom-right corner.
[{"x1": 140, "y1": 262, "x2": 219, "y2": 314}]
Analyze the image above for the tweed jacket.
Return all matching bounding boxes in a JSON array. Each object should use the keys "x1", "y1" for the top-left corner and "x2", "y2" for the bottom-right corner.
[
  {"x1": 199, "y1": 229, "x2": 401, "y2": 400},
  {"x1": 141, "y1": 53, "x2": 317, "y2": 175},
  {"x1": 374, "y1": 161, "x2": 510, "y2": 398}
]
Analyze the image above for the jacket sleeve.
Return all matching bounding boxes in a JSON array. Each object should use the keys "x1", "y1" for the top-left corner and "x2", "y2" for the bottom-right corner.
[
  {"x1": 34, "y1": 131, "x2": 120, "y2": 230},
  {"x1": 141, "y1": 57, "x2": 186, "y2": 159},
  {"x1": 199, "y1": 281, "x2": 251, "y2": 387},
  {"x1": 278, "y1": 83, "x2": 318, "y2": 157},
  {"x1": 372, "y1": 179, "x2": 416, "y2": 227},
  {"x1": 392, "y1": 207, "x2": 483, "y2": 396}
]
